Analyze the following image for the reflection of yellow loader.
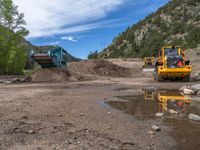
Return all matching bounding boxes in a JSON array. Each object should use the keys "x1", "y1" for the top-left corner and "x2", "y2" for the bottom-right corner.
[
  {"x1": 154, "y1": 46, "x2": 192, "y2": 82},
  {"x1": 143, "y1": 91, "x2": 155, "y2": 101},
  {"x1": 144, "y1": 57, "x2": 155, "y2": 67},
  {"x1": 157, "y1": 91, "x2": 192, "y2": 113},
  {"x1": 142, "y1": 89, "x2": 192, "y2": 113}
]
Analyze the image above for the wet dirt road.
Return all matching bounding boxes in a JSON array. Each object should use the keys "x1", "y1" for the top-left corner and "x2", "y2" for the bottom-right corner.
[{"x1": 0, "y1": 77, "x2": 200, "y2": 150}]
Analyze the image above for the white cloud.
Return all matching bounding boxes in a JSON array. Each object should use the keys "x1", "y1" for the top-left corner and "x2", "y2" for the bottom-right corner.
[
  {"x1": 39, "y1": 41, "x2": 60, "y2": 46},
  {"x1": 47, "y1": 41, "x2": 60, "y2": 45},
  {"x1": 13, "y1": 0, "x2": 127, "y2": 38},
  {"x1": 61, "y1": 36, "x2": 77, "y2": 42}
]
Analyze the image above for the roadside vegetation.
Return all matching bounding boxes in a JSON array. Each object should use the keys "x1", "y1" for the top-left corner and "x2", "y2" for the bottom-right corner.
[{"x1": 0, "y1": 0, "x2": 28, "y2": 74}]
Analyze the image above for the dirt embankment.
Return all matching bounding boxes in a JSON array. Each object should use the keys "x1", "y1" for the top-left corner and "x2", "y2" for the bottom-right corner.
[
  {"x1": 68, "y1": 59, "x2": 143, "y2": 78},
  {"x1": 29, "y1": 60, "x2": 143, "y2": 82}
]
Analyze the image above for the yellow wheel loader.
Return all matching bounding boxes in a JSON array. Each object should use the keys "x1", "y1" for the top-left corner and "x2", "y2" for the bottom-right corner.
[
  {"x1": 154, "y1": 46, "x2": 192, "y2": 82},
  {"x1": 144, "y1": 57, "x2": 155, "y2": 67}
]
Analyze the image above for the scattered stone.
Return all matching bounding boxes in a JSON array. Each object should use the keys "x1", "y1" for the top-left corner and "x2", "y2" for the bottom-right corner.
[
  {"x1": 69, "y1": 130, "x2": 75, "y2": 134},
  {"x1": 15, "y1": 129, "x2": 20, "y2": 133},
  {"x1": 148, "y1": 131, "x2": 155, "y2": 135},
  {"x1": 152, "y1": 125, "x2": 160, "y2": 132},
  {"x1": 191, "y1": 84, "x2": 200, "y2": 91},
  {"x1": 188, "y1": 113, "x2": 200, "y2": 122},
  {"x1": 192, "y1": 71, "x2": 200, "y2": 81},
  {"x1": 27, "y1": 130, "x2": 35, "y2": 134},
  {"x1": 79, "y1": 113, "x2": 84, "y2": 116},
  {"x1": 21, "y1": 116, "x2": 28, "y2": 119},
  {"x1": 36, "y1": 147, "x2": 42, "y2": 150},
  {"x1": 57, "y1": 114, "x2": 62, "y2": 117},
  {"x1": 155, "y1": 112, "x2": 164, "y2": 117},
  {"x1": 107, "y1": 111, "x2": 111, "y2": 114},
  {"x1": 169, "y1": 109, "x2": 178, "y2": 114},
  {"x1": 197, "y1": 91, "x2": 200, "y2": 96},
  {"x1": 12, "y1": 78, "x2": 21, "y2": 83},
  {"x1": 22, "y1": 76, "x2": 31, "y2": 82},
  {"x1": 4, "y1": 81, "x2": 12, "y2": 84},
  {"x1": 179, "y1": 85, "x2": 187, "y2": 92},
  {"x1": 183, "y1": 88, "x2": 195, "y2": 95},
  {"x1": 180, "y1": 84, "x2": 200, "y2": 96},
  {"x1": 68, "y1": 144, "x2": 77, "y2": 150},
  {"x1": 0, "y1": 80, "x2": 4, "y2": 84}
]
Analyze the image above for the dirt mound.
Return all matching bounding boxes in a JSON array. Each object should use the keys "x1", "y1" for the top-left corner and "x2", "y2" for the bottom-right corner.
[
  {"x1": 68, "y1": 60, "x2": 143, "y2": 78},
  {"x1": 31, "y1": 68, "x2": 72, "y2": 82}
]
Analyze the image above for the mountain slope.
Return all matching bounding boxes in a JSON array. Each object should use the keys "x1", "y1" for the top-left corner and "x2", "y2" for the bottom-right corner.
[{"x1": 98, "y1": 0, "x2": 200, "y2": 58}]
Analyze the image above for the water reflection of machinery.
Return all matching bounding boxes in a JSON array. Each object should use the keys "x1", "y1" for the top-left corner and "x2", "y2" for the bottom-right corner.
[
  {"x1": 143, "y1": 89, "x2": 192, "y2": 114},
  {"x1": 143, "y1": 90, "x2": 155, "y2": 101},
  {"x1": 158, "y1": 91, "x2": 192, "y2": 113}
]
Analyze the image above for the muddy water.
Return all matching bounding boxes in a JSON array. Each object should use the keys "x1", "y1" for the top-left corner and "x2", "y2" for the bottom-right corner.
[{"x1": 104, "y1": 89, "x2": 200, "y2": 150}]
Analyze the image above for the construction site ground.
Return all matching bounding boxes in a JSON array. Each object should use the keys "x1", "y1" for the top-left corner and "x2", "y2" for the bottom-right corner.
[{"x1": 0, "y1": 57, "x2": 200, "y2": 150}]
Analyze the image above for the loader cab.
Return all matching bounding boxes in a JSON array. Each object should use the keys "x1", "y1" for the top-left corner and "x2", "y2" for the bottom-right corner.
[
  {"x1": 164, "y1": 47, "x2": 179, "y2": 57},
  {"x1": 161, "y1": 46, "x2": 181, "y2": 59}
]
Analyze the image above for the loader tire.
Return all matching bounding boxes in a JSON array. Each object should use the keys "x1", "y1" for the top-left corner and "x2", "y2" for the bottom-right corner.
[
  {"x1": 183, "y1": 75, "x2": 190, "y2": 82},
  {"x1": 157, "y1": 75, "x2": 164, "y2": 82},
  {"x1": 155, "y1": 71, "x2": 164, "y2": 82}
]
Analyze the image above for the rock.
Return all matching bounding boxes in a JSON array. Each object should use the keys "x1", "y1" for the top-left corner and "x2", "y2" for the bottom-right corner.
[
  {"x1": 107, "y1": 111, "x2": 111, "y2": 114},
  {"x1": 191, "y1": 84, "x2": 200, "y2": 92},
  {"x1": 148, "y1": 131, "x2": 155, "y2": 135},
  {"x1": 197, "y1": 91, "x2": 200, "y2": 96},
  {"x1": 68, "y1": 144, "x2": 77, "y2": 150},
  {"x1": 180, "y1": 85, "x2": 188, "y2": 92},
  {"x1": 79, "y1": 113, "x2": 84, "y2": 116},
  {"x1": 183, "y1": 88, "x2": 195, "y2": 95},
  {"x1": 152, "y1": 125, "x2": 160, "y2": 132},
  {"x1": 57, "y1": 114, "x2": 62, "y2": 117},
  {"x1": 193, "y1": 72, "x2": 200, "y2": 81},
  {"x1": 12, "y1": 78, "x2": 21, "y2": 83},
  {"x1": 27, "y1": 130, "x2": 35, "y2": 134},
  {"x1": 155, "y1": 112, "x2": 164, "y2": 117},
  {"x1": 169, "y1": 109, "x2": 178, "y2": 114},
  {"x1": 22, "y1": 76, "x2": 31, "y2": 82},
  {"x1": 0, "y1": 80, "x2": 4, "y2": 84},
  {"x1": 188, "y1": 113, "x2": 200, "y2": 121},
  {"x1": 4, "y1": 81, "x2": 12, "y2": 84}
]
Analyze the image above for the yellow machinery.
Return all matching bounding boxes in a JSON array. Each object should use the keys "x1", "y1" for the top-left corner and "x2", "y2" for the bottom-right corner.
[
  {"x1": 142, "y1": 89, "x2": 192, "y2": 113},
  {"x1": 157, "y1": 91, "x2": 192, "y2": 113},
  {"x1": 144, "y1": 57, "x2": 155, "y2": 67},
  {"x1": 154, "y1": 46, "x2": 192, "y2": 82},
  {"x1": 143, "y1": 90, "x2": 155, "y2": 101}
]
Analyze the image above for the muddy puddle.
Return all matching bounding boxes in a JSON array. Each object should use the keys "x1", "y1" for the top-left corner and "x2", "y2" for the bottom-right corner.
[{"x1": 103, "y1": 88, "x2": 200, "y2": 150}]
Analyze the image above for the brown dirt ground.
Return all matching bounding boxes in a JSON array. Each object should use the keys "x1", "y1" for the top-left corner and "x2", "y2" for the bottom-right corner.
[{"x1": 0, "y1": 56, "x2": 199, "y2": 150}]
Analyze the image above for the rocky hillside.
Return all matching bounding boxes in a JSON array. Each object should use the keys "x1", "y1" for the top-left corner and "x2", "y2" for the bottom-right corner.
[{"x1": 98, "y1": 0, "x2": 200, "y2": 58}]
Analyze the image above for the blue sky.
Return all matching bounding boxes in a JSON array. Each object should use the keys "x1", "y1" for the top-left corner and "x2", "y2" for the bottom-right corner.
[{"x1": 14, "y1": 0, "x2": 169, "y2": 59}]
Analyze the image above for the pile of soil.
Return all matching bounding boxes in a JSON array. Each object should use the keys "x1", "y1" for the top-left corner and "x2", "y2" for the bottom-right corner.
[
  {"x1": 30, "y1": 60, "x2": 144, "y2": 82},
  {"x1": 68, "y1": 60, "x2": 143, "y2": 78},
  {"x1": 31, "y1": 68, "x2": 73, "y2": 82}
]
